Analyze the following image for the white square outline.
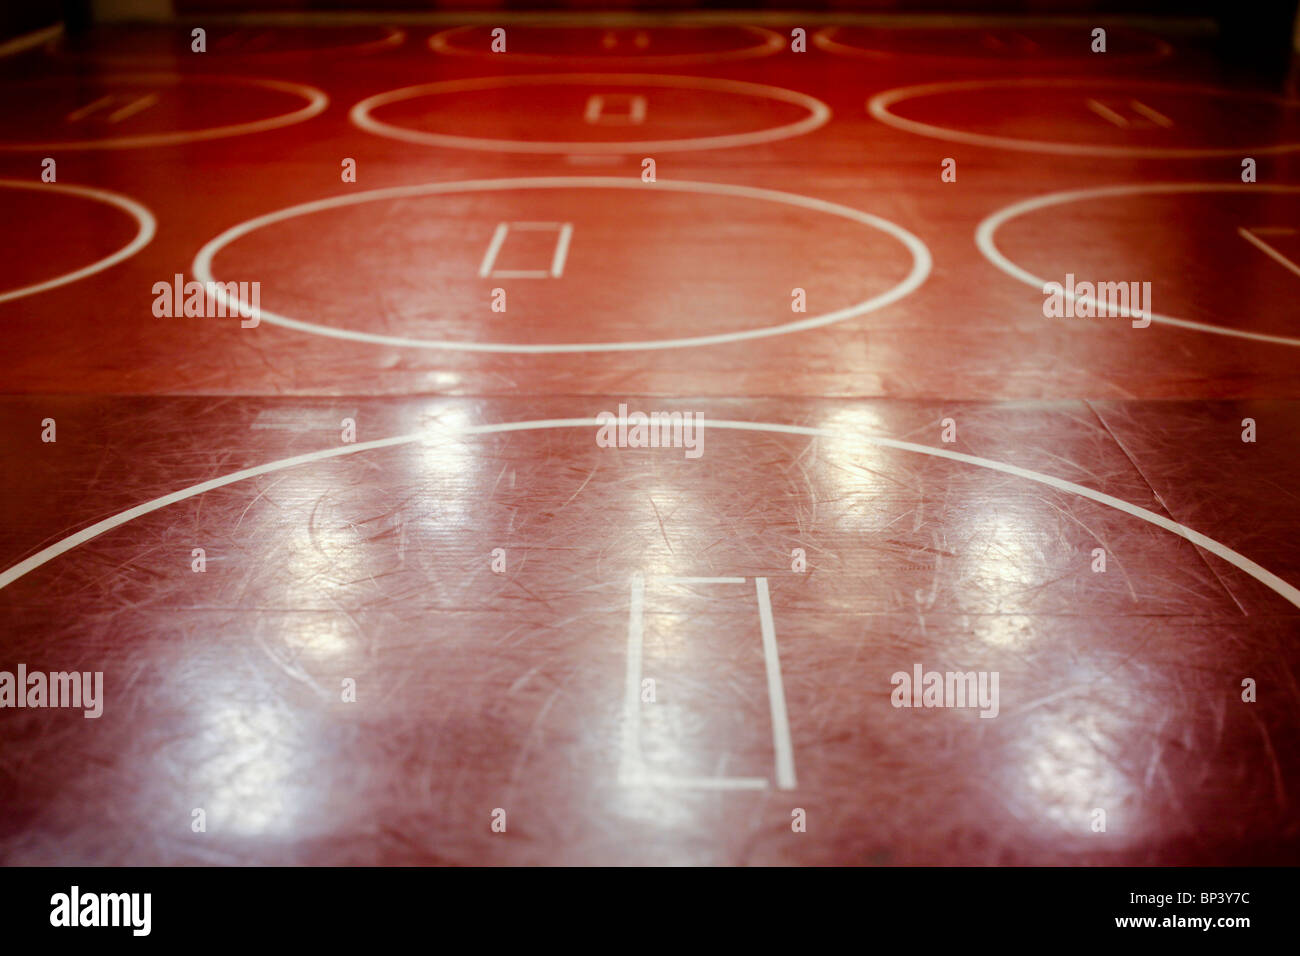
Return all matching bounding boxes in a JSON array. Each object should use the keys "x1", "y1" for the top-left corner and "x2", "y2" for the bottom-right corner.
[{"x1": 619, "y1": 573, "x2": 797, "y2": 790}]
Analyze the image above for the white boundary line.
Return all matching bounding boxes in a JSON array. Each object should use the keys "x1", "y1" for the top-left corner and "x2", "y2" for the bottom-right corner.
[
  {"x1": 4, "y1": 417, "x2": 1298, "y2": 615},
  {"x1": 477, "y1": 221, "x2": 575, "y2": 279},
  {"x1": 618, "y1": 572, "x2": 646, "y2": 784},
  {"x1": 429, "y1": 23, "x2": 783, "y2": 66},
  {"x1": 0, "y1": 180, "x2": 156, "y2": 304},
  {"x1": 975, "y1": 183, "x2": 1300, "y2": 347},
  {"x1": 106, "y1": 92, "x2": 160, "y2": 124},
  {"x1": 868, "y1": 78, "x2": 1300, "y2": 158},
  {"x1": 191, "y1": 176, "x2": 930, "y2": 354},
  {"x1": 620, "y1": 572, "x2": 794, "y2": 790},
  {"x1": 66, "y1": 95, "x2": 116, "y2": 123},
  {"x1": 814, "y1": 24, "x2": 1172, "y2": 64},
  {"x1": 550, "y1": 223, "x2": 573, "y2": 278},
  {"x1": 0, "y1": 74, "x2": 328, "y2": 151},
  {"x1": 169, "y1": 12, "x2": 1218, "y2": 32},
  {"x1": 348, "y1": 73, "x2": 830, "y2": 155},
  {"x1": 1238, "y1": 227, "x2": 1300, "y2": 280}
]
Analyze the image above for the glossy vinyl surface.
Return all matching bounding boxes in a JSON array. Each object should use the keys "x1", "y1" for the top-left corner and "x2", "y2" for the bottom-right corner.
[{"x1": 0, "y1": 16, "x2": 1298, "y2": 865}]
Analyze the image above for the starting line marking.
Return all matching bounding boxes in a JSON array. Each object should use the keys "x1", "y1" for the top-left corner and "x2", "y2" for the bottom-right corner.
[
  {"x1": 2, "y1": 418, "x2": 1297, "y2": 791},
  {"x1": 1086, "y1": 98, "x2": 1174, "y2": 129},
  {"x1": 67, "y1": 93, "x2": 157, "y2": 123}
]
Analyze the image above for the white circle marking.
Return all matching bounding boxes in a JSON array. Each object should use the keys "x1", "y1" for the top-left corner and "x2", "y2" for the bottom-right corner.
[
  {"x1": 349, "y1": 73, "x2": 829, "y2": 154},
  {"x1": 976, "y1": 182, "x2": 1300, "y2": 347},
  {"x1": 0, "y1": 180, "x2": 156, "y2": 303},
  {"x1": 192, "y1": 176, "x2": 931, "y2": 353}
]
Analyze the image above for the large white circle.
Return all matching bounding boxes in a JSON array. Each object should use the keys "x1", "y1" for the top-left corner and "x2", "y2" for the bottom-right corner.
[
  {"x1": 0, "y1": 180, "x2": 155, "y2": 304},
  {"x1": 869, "y1": 78, "x2": 1300, "y2": 158},
  {"x1": 349, "y1": 74, "x2": 830, "y2": 154},
  {"x1": 3, "y1": 417, "x2": 1296, "y2": 612},
  {"x1": 976, "y1": 182, "x2": 1300, "y2": 347},
  {"x1": 192, "y1": 176, "x2": 931, "y2": 353},
  {"x1": 428, "y1": 25, "x2": 783, "y2": 66},
  {"x1": 0, "y1": 74, "x2": 328, "y2": 151}
]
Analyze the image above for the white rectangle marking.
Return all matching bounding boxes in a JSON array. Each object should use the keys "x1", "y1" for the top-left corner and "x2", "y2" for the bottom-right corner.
[
  {"x1": 1239, "y1": 227, "x2": 1300, "y2": 279},
  {"x1": 583, "y1": 93, "x2": 647, "y2": 126},
  {"x1": 478, "y1": 222, "x2": 573, "y2": 279},
  {"x1": 477, "y1": 223, "x2": 509, "y2": 278}
]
